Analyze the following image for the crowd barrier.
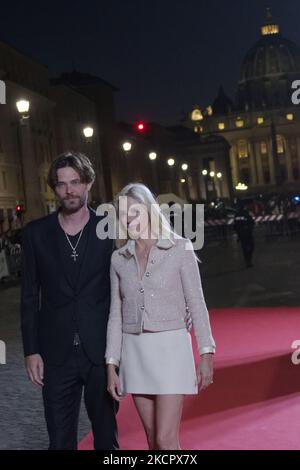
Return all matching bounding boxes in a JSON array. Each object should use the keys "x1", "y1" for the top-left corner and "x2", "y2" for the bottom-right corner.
[{"x1": 0, "y1": 245, "x2": 22, "y2": 280}]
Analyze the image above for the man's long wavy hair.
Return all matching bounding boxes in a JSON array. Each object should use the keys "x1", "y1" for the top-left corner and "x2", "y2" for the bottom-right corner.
[{"x1": 47, "y1": 151, "x2": 95, "y2": 190}]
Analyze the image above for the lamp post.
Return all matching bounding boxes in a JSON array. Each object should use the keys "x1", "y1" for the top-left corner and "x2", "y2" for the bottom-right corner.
[
  {"x1": 122, "y1": 141, "x2": 132, "y2": 180},
  {"x1": 149, "y1": 152, "x2": 159, "y2": 193},
  {"x1": 16, "y1": 99, "x2": 44, "y2": 222},
  {"x1": 167, "y1": 157, "x2": 177, "y2": 193}
]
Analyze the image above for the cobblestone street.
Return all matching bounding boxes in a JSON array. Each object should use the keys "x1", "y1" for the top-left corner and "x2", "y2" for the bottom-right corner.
[{"x1": 0, "y1": 232, "x2": 300, "y2": 449}]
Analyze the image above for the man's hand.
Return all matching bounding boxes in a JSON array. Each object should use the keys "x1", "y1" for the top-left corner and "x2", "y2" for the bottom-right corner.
[
  {"x1": 197, "y1": 353, "x2": 214, "y2": 392},
  {"x1": 25, "y1": 354, "x2": 44, "y2": 387}
]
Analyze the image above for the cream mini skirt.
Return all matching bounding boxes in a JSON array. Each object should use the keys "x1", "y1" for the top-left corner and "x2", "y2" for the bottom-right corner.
[{"x1": 119, "y1": 328, "x2": 198, "y2": 395}]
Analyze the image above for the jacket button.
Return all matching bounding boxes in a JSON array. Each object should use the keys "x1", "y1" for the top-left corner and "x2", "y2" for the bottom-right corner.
[
  {"x1": 145, "y1": 272, "x2": 150, "y2": 277},
  {"x1": 140, "y1": 288, "x2": 144, "y2": 293},
  {"x1": 140, "y1": 306, "x2": 145, "y2": 310},
  {"x1": 150, "y1": 260, "x2": 155, "y2": 264}
]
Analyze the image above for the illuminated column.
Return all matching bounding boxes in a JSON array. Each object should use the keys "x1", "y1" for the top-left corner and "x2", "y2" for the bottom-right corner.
[
  {"x1": 230, "y1": 143, "x2": 239, "y2": 186},
  {"x1": 285, "y1": 138, "x2": 294, "y2": 182},
  {"x1": 267, "y1": 139, "x2": 276, "y2": 184},
  {"x1": 254, "y1": 141, "x2": 264, "y2": 185},
  {"x1": 248, "y1": 140, "x2": 257, "y2": 185}
]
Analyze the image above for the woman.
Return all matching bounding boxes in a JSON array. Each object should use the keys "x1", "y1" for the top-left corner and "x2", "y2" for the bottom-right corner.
[{"x1": 105, "y1": 183, "x2": 216, "y2": 450}]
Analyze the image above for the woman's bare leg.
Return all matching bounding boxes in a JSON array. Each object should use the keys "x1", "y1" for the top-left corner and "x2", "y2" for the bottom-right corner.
[
  {"x1": 155, "y1": 395, "x2": 184, "y2": 450},
  {"x1": 132, "y1": 394, "x2": 156, "y2": 450}
]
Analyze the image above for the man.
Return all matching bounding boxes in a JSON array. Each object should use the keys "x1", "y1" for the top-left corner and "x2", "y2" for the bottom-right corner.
[
  {"x1": 20, "y1": 151, "x2": 118, "y2": 450},
  {"x1": 234, "y1": 202, "x2": 255, "y2": 268}
]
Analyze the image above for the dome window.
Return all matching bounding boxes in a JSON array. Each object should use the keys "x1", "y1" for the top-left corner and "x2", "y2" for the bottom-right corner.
[
  {"x1": 286, "y1": 113, "x2": 294, "y2": 121},
  {"x1": 261, "y1": 24, "x2": 279, "y2": 36},
  {"x1": 218, "y1": 122, "x2": 225, "y2": 131}
]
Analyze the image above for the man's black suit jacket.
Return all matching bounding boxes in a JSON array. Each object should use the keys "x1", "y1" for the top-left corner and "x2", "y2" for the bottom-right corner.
[{"x1": 20, "y1": 206, "x2": 114, "y2": 366}]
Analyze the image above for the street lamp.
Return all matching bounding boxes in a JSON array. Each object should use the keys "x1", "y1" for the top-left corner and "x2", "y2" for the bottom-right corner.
[
  {"x1": 122, "y1": 142, "x2": 132, "y2": 153},
  {"x1": 83, "y1": 126, "x2": 94, "y2": 139},
  {"x1": 148, "y1": 152, "x2": 159, "y2": 192},
  {"x1": 167, "y1": 158, "x2": 176, "y2": 193},
  {"x1": 181, "y1": 163, "x2": 188, "y2": 171},
  {"x1": 149, "y1": 152, "x2": 157, "y2": 161},
  {"x1": 16, "y1": 99, "x2": 30, "y2": 124},
  {"x1": 202, "y1": 169, "x2": 208, "y2": 176},
  {"x1": 217, "y1": 172, "x2": 222, "y2": 179}
]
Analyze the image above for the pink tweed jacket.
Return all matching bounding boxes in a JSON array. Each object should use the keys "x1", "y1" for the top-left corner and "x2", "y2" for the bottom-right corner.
[{"x1": 105, "y1": 236, "x2": 216, "y2": 365}]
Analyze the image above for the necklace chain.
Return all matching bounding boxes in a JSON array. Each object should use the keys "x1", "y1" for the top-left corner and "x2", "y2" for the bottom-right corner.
[
  {"x1": 59, "y1": 212, "x2": 88, "y2": 262},
  {"x1": 64, "y1": 229, "x2": 84, "y2": 261}
]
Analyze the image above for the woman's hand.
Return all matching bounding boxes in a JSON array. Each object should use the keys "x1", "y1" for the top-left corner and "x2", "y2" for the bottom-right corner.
[
  {"x1": 107, "y1": 364, "x2": 124, "y2": 402},
  {"x1": 196, "y1": 353, "x2": 214, "y2": 392}
]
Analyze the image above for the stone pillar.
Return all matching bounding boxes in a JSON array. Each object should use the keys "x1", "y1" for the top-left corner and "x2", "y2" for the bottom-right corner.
[
  {"x1": 229, "y1": 143, "x2": 239, "y2": 187},
  {"x1": 254, "y1": 141, "x2": 264, "y2": 185},
  {"x1": 267, "y1": 139, "x2": 276, "y2": 184},
  {"x1": 285, "y1": 138, "x2": 294, "y2": 182},
  {"x1": 248, "y1": 140, "x2": 258, "y2": 185}
]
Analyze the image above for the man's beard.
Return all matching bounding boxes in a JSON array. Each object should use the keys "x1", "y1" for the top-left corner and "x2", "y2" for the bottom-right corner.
[{"x1": 60, "y1": 195, "x2": 86, "y2": 214}]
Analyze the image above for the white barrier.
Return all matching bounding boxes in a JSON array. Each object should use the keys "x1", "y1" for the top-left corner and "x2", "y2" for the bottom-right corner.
[{"x1": 0, "y1": 340, "x2": 6, "y2": 365}]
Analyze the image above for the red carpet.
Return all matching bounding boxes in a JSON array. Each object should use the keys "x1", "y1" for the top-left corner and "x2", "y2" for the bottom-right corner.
[{"x1": 79, "y1": 308, "x2": 300, "y2": 450}]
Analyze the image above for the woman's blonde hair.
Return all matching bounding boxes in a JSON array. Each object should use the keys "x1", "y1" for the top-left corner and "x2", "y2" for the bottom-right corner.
[{"x1": 113, "y1": 183, "x2": 176, "y2": 248}]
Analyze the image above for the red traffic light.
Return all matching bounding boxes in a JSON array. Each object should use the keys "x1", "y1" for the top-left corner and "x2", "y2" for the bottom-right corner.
[
  {"x1": 16, "y1": 205, "x2": 22, "y2": 212},
  {"x1": 136, "y1": 122, "x2": 145, "y2": 131}
]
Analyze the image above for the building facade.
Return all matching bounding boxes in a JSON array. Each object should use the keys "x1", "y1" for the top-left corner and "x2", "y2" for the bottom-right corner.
[
  {"x1": 188, "y1": 8, "x2": 300, "y2": 197},
  {"x1": 0, "y1": 41, "x2": 118, "y2": 231}
]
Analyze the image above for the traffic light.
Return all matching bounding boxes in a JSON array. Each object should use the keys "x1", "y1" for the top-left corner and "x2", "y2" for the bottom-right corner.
[
  {"x1": 136, "y1": 122, "x2": 145, "y2": 132},
  {"x1": 15, "y1": 204, "x2": 24, "y2": 219},
  {"x1": 137, "y1": 122, "x2": 145, "y2": 131}
]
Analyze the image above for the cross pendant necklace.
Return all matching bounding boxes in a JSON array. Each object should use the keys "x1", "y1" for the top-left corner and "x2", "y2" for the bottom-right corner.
[
  {"x1": 64, "y1": 229, "x2": 84, "y2": 262},
  {"x1": 71, "y1": 250, "x2": 79, "y2": 262}
]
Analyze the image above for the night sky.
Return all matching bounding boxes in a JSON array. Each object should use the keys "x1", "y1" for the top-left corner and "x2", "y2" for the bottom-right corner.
[{"x1": 1, "y1": 0, "x2": 300, "y2": 124}]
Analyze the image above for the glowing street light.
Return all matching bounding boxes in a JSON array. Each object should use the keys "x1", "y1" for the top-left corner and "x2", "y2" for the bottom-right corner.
[
  {"x1": 83, "y1": 126, "x2": 94, "y2": 139},
  {"x1": 16, "y1": 99, "x2": 30, "y2": 115},
  {"x1": 122, "y1": 142, "x2": 132, "y2": 153},
  {"x1": 181, "y1": 163, "x2": 188, "y2": 171},
  {"x1": 149, "y1": 152, "x2": 157, "y2": 161},
  {"x1": 167, "y1": 158, "x2": 175, "y2": 167}
]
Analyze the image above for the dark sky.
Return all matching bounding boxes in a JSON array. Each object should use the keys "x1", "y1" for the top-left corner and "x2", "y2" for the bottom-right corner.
[{"x1": 1, "y1": 0, "x2": 300, "y2": 124}]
